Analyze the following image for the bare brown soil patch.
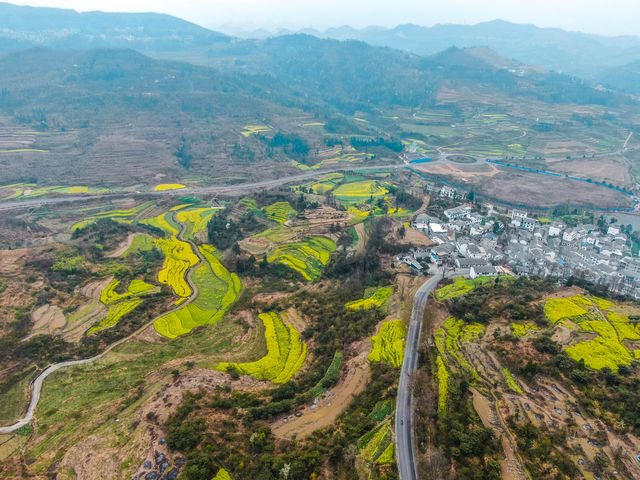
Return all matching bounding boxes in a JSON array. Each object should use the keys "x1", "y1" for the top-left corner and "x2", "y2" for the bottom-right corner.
[
  {"x1": 0, "y1": 248, "x2": 28, "y2": 275},
  {"x1": 271, "y1": 339, "x2": 371, "y2": 439},
  {"x1": 79, "y1": 276, "x2": 113, "y2": 300},
  {"x1": 28, "y1": 304, "x2": 66, "y2": 338},
  {"x1": 416, "y1": 161, "x2": 500, "y2": 180},
  {"x1": 546, "y1": 156, "x2": 631, "y2": 185},
  {"x1": 104, "y1": 233, "x2": 135, "y2": 258}
]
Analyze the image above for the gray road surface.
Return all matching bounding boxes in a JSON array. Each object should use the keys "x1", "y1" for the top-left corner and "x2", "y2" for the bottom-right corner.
[
  {"x1": 395, "y1": 273, "x2": 442, "y2": 480},
  {"x1": 0, "y1": 164, "x2": 404, "y2": 212}
]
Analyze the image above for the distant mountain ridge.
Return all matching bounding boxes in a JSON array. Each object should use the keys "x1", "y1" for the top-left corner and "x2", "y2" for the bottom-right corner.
[
  {"x1": 237, "y1": 20, "x2": 640, "y2": 81},
  {"x1": 0, "y1": 1, "x2": 229, "y2": 52}
]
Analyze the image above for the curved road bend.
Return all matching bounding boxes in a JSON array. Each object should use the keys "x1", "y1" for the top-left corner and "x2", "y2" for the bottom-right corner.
[
  {"x1": 0, "y1": 164, "x2": 405, "y2": 212},
  {"x1": 0, "y1": 213, "x2": 203, "y2": 435},
  {"x1": 395, "y1": 273, "x2": 443, "y2": 480}
]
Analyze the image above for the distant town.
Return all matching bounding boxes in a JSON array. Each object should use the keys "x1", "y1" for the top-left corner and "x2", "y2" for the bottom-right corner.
[{"x1": 399, "y1": 183, "x2": 640, "y2": 299}]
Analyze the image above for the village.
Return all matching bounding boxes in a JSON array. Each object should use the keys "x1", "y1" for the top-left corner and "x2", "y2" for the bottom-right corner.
[{"x1": 398, "y1": 184, "x2": 640, "y2": 299}]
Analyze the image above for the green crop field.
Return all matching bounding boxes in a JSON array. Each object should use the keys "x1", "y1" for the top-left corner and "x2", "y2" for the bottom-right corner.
[
  {"x1": 436, "y1": 355, "x2": 449, "y2": 414},
  {"x1": 332, "y1": 180, "x2": 390, "y2": 204},
  {"x1": 264, "y1": 201, "x2": 297, "y2": 224},
  {"x1": 544, "y1": 296, "x2": 591, "y2": 324},
  {"x1": 501, "y1": 368, "x2": 524, "y2": 393},
  {"x1": 100, "y1": 279, "x2": 133, "y2": 305},
  {"x1": 213, "y1": 469, "x2": 233, "y2": 480},
  {"x1": 358, "y1": 419, "x2": 394, "y2": 464},
  {"x1": 155, "y1": 237, "x2": 200, "y2": 300},
  {"x1": 154, "y1": 183, "x2": 185, "y2": 191},
  {"x1": 140, "y1": 212, "x2": 181, "y2": 236},
  {"x1": 87, "y1": 299, "x2": 142, "y2": 335},
  {"x1": 176, "y1": 206, "x2": 222, "y2": 240},
  {"x1": 154, "y1": 245, "x2": 242, "y2": 338},
  {"x1": 267, "y1": 236, "x2": 336, "y2": 281},
  {"x1": 122, "y1": 234, "x2": 155, "y2": 257},
  {"x1": 241, "y1": 125, "x2": 271, "y2": 137},
  {"x1": 217, "y1": 312, "x2": 307, "y2": 384},
  {"x1": 511, "y1": 322, "x2": 539, "y2": 337},
  {"x1": 436, "y1": 317, "x2": 483, "y2": 380},
  {"x1": 435, "y1": 276, "x2": 495, "y2": 301},
  {"x1": 544, "y1": 295, "x2": 640, "y2": 371},
  {"x1": 72, "y1": 201, "x2": 155, "y2": 231},
  {"x1": 368, "y1": 319, "x2": 405, "y2": 367},
  {"x1": 346, "y1": 286, "x2": 393, "y2": 310},
  {"x1": 566, "y1": 320, "x2": 634, "y2": 371}
]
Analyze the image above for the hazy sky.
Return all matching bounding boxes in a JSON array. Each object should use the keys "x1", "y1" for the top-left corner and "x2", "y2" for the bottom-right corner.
[{"x1": 9, "y1": 0, "x2": 640, "y2": 36}]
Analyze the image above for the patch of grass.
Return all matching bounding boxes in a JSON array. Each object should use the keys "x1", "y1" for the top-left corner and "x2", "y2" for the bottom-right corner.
[
  {"x1": 0, "y1": 372, "x2": 32, "y2": 425},
  {"x1": 217, "y1": 312, "x2": 307, "y2": 384},
  {"x1": 27, "y1": 319, "x2": 245, "y2": 466},
  {"x1": 267, "y1": 236, "x2": 336, "y2": 281},
  {"x1": 368, "y1": 319, "x2": 405, "y2": 367},
  {"x1": 369, "y1": 399, "x2": 393, "y2": 422},
  {"x1": 345, "y1": 286, "x2": 393, "y2": 311},
  {"x1": 122, "y1": 233, "x2": 154, "y2": 257},
  {"x1": 153, "y1": 245, "x2": 241, "y2": 338},
  {"x1": 311, "y1": 351, "x2": 343, "y2": 397}
]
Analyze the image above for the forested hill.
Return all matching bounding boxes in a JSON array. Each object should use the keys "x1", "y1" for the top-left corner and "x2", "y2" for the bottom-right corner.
[
  {"x1": 302, "y1": 20, "x2": 640, "y2": 80},
  {"x1": 0, "y1": 1, "x2": 229, "y2": 52}
]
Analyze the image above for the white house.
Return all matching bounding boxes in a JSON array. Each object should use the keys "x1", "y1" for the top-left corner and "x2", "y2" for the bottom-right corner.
[
  {"x1": 607, "y1": 225, "x2": 621, "y2": 236},
  {"x1": 548, "y1": 225, "x2": 562, "y2": 237}
]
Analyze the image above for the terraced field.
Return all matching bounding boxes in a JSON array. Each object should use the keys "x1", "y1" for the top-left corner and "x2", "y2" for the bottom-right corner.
[
  {"x1": 87, "y1": 299, "x2": 142, "y2": 335},
  {"x1": 155, "y1": 237, "x2": 200, "y2": 300},
  {"x1": 264, "y1": 202, "x2": 297, "y2": 224},
  {"x1": 368, "y1": 319, "x2": 405, "y2": 367},
  {"x1": 240, "y1": 125, "x2": 271, "y2": 137},
  {"x1": 1, "y1": 183, "x2": 107, "y2": 201},
  {"x1": 346, "y1": 286, "x2": 393, "y2": 310},
  {"x1": 153, "y1": 245, "x2": 242, "y2": 338},
  {"x1": 435, "y1": 276, "x2": 497, "y2": 301},
  {"x1": 544, "y1": 294, "x2": 640, "y2": 371},
  {"x1": 217, "y1": 312, "x2": 307, "y2": 384},
  {"x1": 436, "y1": 355, "x2": 449, "y2": 414},
  {"x1": 176, "y1": 206, "x2": 222, "y2": 240},
  {"x1": 267, "y1": 236, "x2": 336, "y2": 281},
  {"x1": 358, "y1": 419, "x2": 394, "y2": 465},
  {"x1": 332, "y1": 180, "x2": 390, "y2": 204},
  {"x1": 72, "y1": 201, "x2": 155, "y2": 231},
  {"x1": 139, "y1": 212, "x2": 181, "y2": 236}
]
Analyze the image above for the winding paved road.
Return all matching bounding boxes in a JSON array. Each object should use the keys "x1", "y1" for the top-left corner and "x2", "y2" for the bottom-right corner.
[
  {"x1": 395, "y1": 273, "x2": 443, "y2": 480},
  {"x1": 0, "y1": 212, "x2": 203, "y2": 435},
  {"x1": 0, "y1": 164, "x2": 405, "y2": 212}
]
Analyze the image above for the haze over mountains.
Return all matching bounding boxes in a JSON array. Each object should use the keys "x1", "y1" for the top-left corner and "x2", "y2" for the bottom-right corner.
[{"x1": 0, "y1": 1, "x2": 639, "y2": 99}]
